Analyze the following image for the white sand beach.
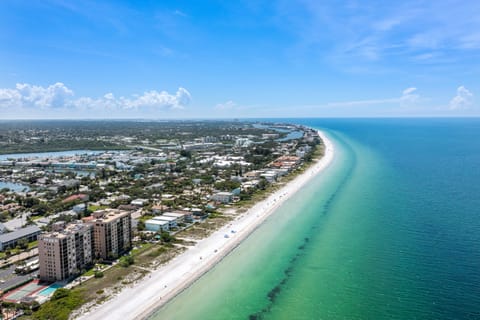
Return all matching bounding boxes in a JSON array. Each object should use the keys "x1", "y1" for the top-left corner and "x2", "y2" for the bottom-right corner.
[{"x1": 76, "y1": 130, "x2": 334, "y2": 320}]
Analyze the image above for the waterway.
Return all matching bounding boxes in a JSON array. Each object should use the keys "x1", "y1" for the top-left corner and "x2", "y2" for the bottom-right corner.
[
  {"x1": 0, "y1": 150, "x2": 104, "y2": 161},
  {"x1": 0, "y1": 181, "x2": 30, "y2": 192}
]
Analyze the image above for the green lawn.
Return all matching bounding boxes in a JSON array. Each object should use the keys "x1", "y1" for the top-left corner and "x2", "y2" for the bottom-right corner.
[
  {"x1": 27, "y1": 240, "x2": 38, "y2": 250},
  {"x1": 138, "y1": 214, "x2": 154, "y2": 223},
  {"x1": 82, "y1": 263, "x2": 111, "y2": 277},
  {"x1": 88, "y1": 205, "x2": 109, "y2": 212}
]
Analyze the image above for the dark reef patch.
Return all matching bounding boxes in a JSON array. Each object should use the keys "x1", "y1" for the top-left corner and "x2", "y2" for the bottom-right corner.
[{"x1": 246, "y1": 137, "x2": 356, "y2": 320}]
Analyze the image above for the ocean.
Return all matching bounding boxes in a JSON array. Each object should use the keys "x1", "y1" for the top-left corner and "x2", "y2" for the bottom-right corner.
[{"x1": 150, "y1": 118, "x2": 480, "y2": 320}]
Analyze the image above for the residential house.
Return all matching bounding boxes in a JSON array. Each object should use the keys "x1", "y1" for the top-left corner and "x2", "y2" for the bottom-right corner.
[
  {"x1": 151, "y1": 216, "x2": 177, "y2": 229},
  {"x1": 211, "y1": 192, "x2": 234, "y2": 204},
  {"x1": 144, "y1": 219, "x2": 170, "y2": 232}
]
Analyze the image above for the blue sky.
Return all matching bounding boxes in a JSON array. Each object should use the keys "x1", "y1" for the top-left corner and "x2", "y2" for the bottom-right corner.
[{"x1": 1, "y1": 0, "x2": 479, "y2": 119}]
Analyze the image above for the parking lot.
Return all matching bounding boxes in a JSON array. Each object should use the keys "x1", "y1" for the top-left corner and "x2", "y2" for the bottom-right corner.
[{"x1": 0, "y1": 258, "x2": 38, "y2": 293}]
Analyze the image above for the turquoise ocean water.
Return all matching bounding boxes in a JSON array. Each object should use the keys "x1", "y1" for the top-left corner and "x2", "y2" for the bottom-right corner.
[{"x1": 150, "y1": 118, "x2": 480, "y2": 320}]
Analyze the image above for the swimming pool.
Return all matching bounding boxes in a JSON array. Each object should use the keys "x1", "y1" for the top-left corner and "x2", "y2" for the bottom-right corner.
[{"x1": 38, "y1": 284, "x2": 62, "y2": 296}]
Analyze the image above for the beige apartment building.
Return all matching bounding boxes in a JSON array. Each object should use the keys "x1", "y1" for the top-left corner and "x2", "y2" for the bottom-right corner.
[
  {"x1": 89, "y1": 209, "x2": 132, "y2": 260},
  {"x1": 38, "y1": 222, "x2": 93, "y2": 282}
]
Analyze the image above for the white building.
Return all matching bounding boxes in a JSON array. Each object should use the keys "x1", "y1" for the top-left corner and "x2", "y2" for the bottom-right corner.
[
  {"x1": 145, "y1": 219, "x2": 170, "y2": 232},
  {"x1": 152, "y1": 216, "x2": 177, "y2": 228},
  {"x1": 235, "y1": 138, "x2": 253, "y2": 148},
  {"x1": 260, "y1": 172, "x2": 277, "y2": 183},
  {"x1": 163, "y1": 212, "x2": 187, "y2": 223},
  {"x1": 211, "y1": 192, "x2": 234, "y2": 204},
  {"x1": 131, "y1": 199, "x2": 148, "y2": 207}
]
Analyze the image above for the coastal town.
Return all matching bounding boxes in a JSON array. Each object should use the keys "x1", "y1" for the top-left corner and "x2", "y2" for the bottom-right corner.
[{"x1": 0, "y1": 120, "x2": 323, "y2": 319}]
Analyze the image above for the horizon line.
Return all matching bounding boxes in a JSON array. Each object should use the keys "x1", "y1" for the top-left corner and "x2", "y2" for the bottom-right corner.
[{"x1": 1, "y1": 115, "x2": 480, "y2": 121}]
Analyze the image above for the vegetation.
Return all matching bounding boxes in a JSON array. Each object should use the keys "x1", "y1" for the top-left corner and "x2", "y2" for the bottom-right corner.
[
  {"x1": 159, "y1": 231, "x2": 175, "y2": 243},
  {"x1": 29, "y1": 242, "x2": 180, "y2": 319},
  {"x1": 1, "y1": 301, "x2": 39, "y2": 317},
  {"x1": 119, "y1": 255, "x2": 135, "y2": 268},
  {"x1": 0, "y1": 120, "x2": 271, "y2": 154},
  {"x1": 33, "y1": 289, "x2": 84, "y2": 320},
  {"x1": 88, "y1": 204, "x2": 109, "y2": 212}
]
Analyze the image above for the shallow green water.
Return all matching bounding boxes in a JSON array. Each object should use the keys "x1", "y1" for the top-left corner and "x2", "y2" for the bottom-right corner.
[{"x1": 150, "y1": 131, "x2": 365, "y2": 319}]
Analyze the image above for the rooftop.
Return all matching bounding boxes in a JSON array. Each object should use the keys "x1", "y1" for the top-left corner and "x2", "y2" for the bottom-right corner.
[
  {"x1": 145, "y1": 219, "x2": 169, "y2": 226},
  {"x1": 163, "y1": 212, "x2": 186, "y2": 218},
  {"x1": 41, "y1": 222, "x2": 92, "y2": 240},
  {"x1": 152, "y1": 216, "x2": 177, "y2": 222},
  {"x1": 91, "y1": 209, "x2": 131, "y2": 223},
  {"x1": 0, "y1": 225, "x2": 41, "y2": 243}
]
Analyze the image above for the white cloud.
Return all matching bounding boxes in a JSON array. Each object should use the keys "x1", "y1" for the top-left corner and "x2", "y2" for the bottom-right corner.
[
  {"x1": 119, "y1": 88, "x2": 191, "y2": 110},
  {"x1": 174, "y1": 9, "x2": 187, "y2": 17},
  {"x1": 276, "y1": 1, "x2": 480, "y2": 70},
  {"x1": 326, "y1": 87, "x2": 420, "y2": 108},
  {"x1": 0, "y1": 82, "x2": 74, "y2": 109},
  {"x1": 104, "y1": 93, "x2": 115, "y2": 100},
  {"x1": 326, "y1": 97, "x2": 397, "y2": 107},
  {"x1": 174, "y1": 87, "x2": 191, "y2": 108},
  {"x1": 215, "y1": 100, "x2": 237, "y2": 110},
  {"x1": 449, "y1": 86, "x2": 473, "y2": 110},
  {"x1": 402, "y1": 87, "x2": 416, "y2": 95},
  {"x1": 0, "y1": 88, "x2": 21, "y2": 108},
  {"x1": 0, "y1": 83, "x2": 191, "y2": 116},
  {"x1": 400, "y1": 87, "x2": 420, "y2": 107}
]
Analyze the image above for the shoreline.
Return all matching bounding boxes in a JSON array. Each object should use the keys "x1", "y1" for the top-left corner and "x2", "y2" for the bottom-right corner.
[{"x1": 76, "y1": 130, "x2": 335, "y2": 320}]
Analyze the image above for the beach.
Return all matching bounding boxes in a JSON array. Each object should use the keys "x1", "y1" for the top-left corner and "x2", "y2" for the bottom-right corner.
[{"x1": 76, "y1": 130, "x2": 334, "y2": 320}]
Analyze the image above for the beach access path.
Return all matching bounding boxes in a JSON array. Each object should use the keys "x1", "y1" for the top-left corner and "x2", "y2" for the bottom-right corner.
[{"x1": 76, "y1": 130, "x2": 334, "y2": 320}]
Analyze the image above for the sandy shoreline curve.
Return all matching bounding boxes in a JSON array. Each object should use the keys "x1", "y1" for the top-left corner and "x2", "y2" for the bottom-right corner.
[{"x1": 76, "y1": 130, "x2": 334, "y2": 320}]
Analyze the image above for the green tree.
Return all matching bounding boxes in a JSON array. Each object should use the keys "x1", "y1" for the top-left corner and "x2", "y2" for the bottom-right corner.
[
  {"x1": 160, "y1": 231, "x2": 175, "y2": 243},
  {"x1": 16, "y1": 238, "x2": 28, "y2": 250},
  {"x1": 180, "y1": 149, "x2": 192, "y2": 159},
  {"x1": 32, "y1": 203, "x2": 49, "y2": 215},
  {"x1": 119, "y1": 255, "x2": 134, "y2": 267},
  {"x1": 24, "y1": 197, "x2": 40, "y2": 208},
  {"x1": 52, "y1": 288, "x2": 70, "y2": 300}
]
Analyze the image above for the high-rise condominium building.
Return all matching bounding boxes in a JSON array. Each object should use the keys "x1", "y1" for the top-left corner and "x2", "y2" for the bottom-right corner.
[
  {"x1": 38, "y1": 222, "x2": 93, "y2": 282},
  {"x1": 89, "y1": 209, "x2": 132, "y2": 260}
]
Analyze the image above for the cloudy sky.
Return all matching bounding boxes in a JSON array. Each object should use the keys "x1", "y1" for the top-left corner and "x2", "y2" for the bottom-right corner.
[{"x1": 0, "y1": 0, "x2": 479, "y2": 119}]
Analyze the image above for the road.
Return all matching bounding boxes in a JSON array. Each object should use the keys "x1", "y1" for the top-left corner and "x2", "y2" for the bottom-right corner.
[{"x1": 0, "y1": 248, "x2": 38, "y2": 269}]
